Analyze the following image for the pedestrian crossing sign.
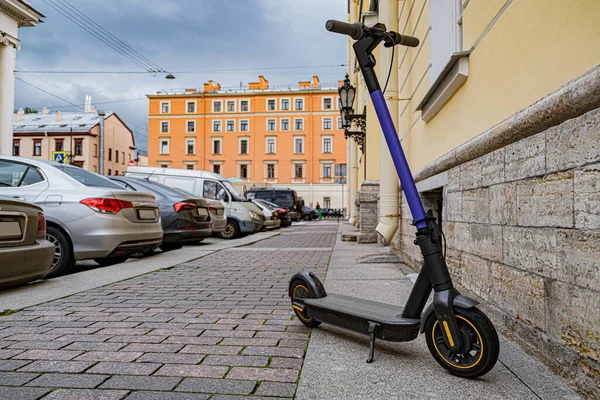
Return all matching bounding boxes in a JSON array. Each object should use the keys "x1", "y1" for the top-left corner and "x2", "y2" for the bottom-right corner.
[{"x1": 52, "y1": 151, "x2": 67, "y2": 164}]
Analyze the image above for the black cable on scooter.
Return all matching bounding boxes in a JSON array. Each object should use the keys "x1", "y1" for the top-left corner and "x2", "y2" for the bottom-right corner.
[{"x1": 383, "y1": 44, "x2": 395, "y2": 94}]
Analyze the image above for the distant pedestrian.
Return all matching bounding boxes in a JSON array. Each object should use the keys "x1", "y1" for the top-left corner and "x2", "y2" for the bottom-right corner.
[{"x1": 316, "y1": 202, "x2": 322, "y2": 220}]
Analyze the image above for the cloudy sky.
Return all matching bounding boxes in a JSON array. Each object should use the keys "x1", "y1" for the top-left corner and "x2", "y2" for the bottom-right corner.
[{"x1": 15, "y1": 0, "x2": 348, "y2": 153}]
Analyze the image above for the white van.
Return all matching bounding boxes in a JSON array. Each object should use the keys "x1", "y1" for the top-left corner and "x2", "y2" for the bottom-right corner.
[{"x1": 125, "y1": 166, "x2": 265, "y2": 239}]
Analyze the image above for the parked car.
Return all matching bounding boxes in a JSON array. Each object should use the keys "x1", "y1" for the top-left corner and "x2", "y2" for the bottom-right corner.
[
  {"x1": 126, "y1": 166, "x2": 264, "y2": 239},
  {"x1": 251, "y1": 199, "x2": 281, "y2": 230},
  {"x1": 0, "y1": 196, "x2": 54, "y2": 288},
  {"x1": 0, "y1": 157, "x2": 163, "y2": 277},
  {"x1": 109, "y1": 176, "x2": 213, "y2": 251},
  {"x1": 303, "y1": 206, "x2": 320, "y2": 221},
  {"x1": 257, "y1": 199, "x2": 292, "y2": 227},
  {"x1": 245, "y1": 188, "x2": 304, "y2": 221}
]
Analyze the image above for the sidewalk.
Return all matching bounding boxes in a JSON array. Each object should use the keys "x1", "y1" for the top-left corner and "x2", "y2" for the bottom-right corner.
[{"x1": 296, "y1": 223, "x2": 580, "y2": 400}]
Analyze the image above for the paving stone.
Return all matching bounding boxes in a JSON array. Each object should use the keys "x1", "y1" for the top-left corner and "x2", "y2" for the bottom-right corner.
[
  {"x1": 255, "y1": 381, "x2": 297, "y2": 397},
  {"x1": 154, "y1": 364, "x2": 228, "y2": 379},
  {"x1": 100, "y1": 376, "x2": 181, "y2": 391},
  {"x1": 124, "y1": 391, "x2": 209, "y2": 400},
  {"x1": 219, "y1": 338, "x2": 278, "y2": 347},
  {"x1": 55, "y1": 335, "x2": 114, "y2": 343},
  {"x1": 0, "y1": 349, "x2": 25, "y2": 359},
  {"x1": 119, "y1": 344, "x2": 183, "y2": 353},
  {"x1": 210, "y1": 395, "x2": 288, "y2": 400},
  {"x1": 0, "y1": 360, "x2": 32, "y2": 371},
  {"x1": 63, "y1": 343, "x2": 127, "y2": 352},
  {"x1": 226, "y1": 367, "x2": 299, "y2": 382},
  {"x1": 175, "y1": 377, "x2": 256, "y2": 395},
  {"x1": 136, "y1": 353, "x2": 205, "y2": 365},
  {"x1": 18, "y1": 361, "x2": 95, "y2": 373},
  {"x1": 0, "y1": 386, "x2": 52, "y2": 399},
  {"x1": 107, "y1": 336, "x2": 167, "y2": 344},
  {"x1": 0, "y1": 371, "x2": 39, "y2": 386},
  {"x1": 147, "y1": 329, "x2": 204, "y2": 337},
  {"x1": 162, "y1": 336, "x2": 221, "y2": 345},
  {"x1": 269, "y1": 357, "x2": 303, "y2": 369},
  {"x1": 8, "y1": 341, "x2": 72, "y2": 350},
  {"x1": 278, "y1": 339, "x2": 307, "y2": 348},
  {"x1": 202, "y1": 355, "x2": 269, "y2": 367},
  {"x1": 87, "y1": 322, "x2": 141, "y2": 329},
  {"x1": 13, "y1": 350, "x2": 83, "y2": 361},
  {"x1": 74, "y1": 352, "x2": 143, "y2": 363},
  {"x1": 87, "y1": 362, "x2": 161, "y2": 376},
  {"x1": 180, "y1": 345, "x2": 242, "y2": 355},
  {"x1": 41, "y1": 388, "x2": 130, "y2": 400},
  {"x1": 201, "y1": 330, "x2": 254, "y2": 338},
  {"x1": 26, "y1": 373, "x2": 109, "y2": 388},
  {"x1": 4, "y1": 334, "x2": 64, "y2": 342},
  {"x1": 242, "y1": 346, "x2": 304, "y2": 358}
]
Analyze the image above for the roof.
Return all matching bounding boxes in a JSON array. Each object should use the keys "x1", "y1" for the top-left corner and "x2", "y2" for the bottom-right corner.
[
  {"x1": 13, "y1": 111, "x2": 107, "y2": 133},
  {"x1": 148, "y1": 87, "x2": 339, "y2": 98},
  {"x1": 1, "y1": 0, "x2": 45, "y2": 26}
]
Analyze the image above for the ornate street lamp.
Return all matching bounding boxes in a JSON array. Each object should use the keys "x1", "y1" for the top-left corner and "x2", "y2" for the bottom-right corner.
[{"x1": 338, "y1": 74, "x2": 366, "y2": 152}]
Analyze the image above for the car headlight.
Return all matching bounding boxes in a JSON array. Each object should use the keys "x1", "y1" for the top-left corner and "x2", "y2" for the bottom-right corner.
[{"x1": 249, "y1": 211, "x2": 259, "y2": 220}]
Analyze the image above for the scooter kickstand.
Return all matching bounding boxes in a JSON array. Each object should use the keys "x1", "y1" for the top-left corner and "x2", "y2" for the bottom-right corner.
[{"x1": 367, "y1": 322, "x2": 380, "y2": 363}]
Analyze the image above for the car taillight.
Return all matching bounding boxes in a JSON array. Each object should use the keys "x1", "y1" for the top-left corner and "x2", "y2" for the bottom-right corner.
[
  {"x1": 37, "y1": 213, "x2": 46, "y2": 239},
  {"x1": 208, "y1": 205, "x2": 218, "y2": 212},
  {"x1": 293, "y1": 204, "x2": 297, "y2": 211},
  {"x1": 80, "y1": 198, "x2": 133, "y2": 214},
  {"x1": 174, "y1": 202, "x2": 196, "y2": 212}
]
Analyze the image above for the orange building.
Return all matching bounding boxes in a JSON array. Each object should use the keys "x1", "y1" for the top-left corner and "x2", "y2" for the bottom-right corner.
[{"x1": 147, "y1": 76, "x2": 347, "y2": 208}]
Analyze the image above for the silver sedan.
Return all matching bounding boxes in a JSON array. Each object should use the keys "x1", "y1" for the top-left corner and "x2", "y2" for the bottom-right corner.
[{"x1": 0, "y1": 156, "x2": 163, "y2": 278}]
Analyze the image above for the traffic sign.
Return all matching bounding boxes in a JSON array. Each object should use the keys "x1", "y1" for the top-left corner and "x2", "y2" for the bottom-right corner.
[
  {"x1": 129, "y1": 159, "x2": 135, "y2": 166},
  {"x1": 52, "y1": 151, "x2": 67, "y2": 164}
]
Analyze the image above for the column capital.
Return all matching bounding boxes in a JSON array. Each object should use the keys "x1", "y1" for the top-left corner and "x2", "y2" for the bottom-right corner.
[{"x1": 0, "y1": 31, "x2": 21, "y2": 50}]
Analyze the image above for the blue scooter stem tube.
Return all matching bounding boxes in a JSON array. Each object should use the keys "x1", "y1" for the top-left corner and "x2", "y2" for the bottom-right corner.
[{"x1": 370, "y1": 89, "x2": 428, "y2": 230}]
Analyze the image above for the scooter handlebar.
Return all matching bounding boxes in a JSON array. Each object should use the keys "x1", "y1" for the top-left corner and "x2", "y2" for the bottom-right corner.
[
  {"x1": 387, "y1": 31, "x2": 420, "y2": 48},
  {"x1": 325, "y1": 20, "x2": 364, "y2": 40}
]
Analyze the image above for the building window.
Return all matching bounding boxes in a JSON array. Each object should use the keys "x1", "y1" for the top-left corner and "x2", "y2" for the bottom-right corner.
[
  {"x1": 323, "y1": 163, "x2": 332, "y2": 178},
  {"x1": 108, "y1": 148, "x2": 112, "y2": 161},
  {"x1": 213, "y1": 120, "x2": 222, "y2": 132},
  {"x1": 94, "y1": 144, "x2": 98, "y2": 157},
  {"x1": 187, "y1": 165, "x2": 194, "y2": 170},
  {"x1": 55, "y1": 139, "x2": 64, "y2": 152},
  {"x1": 213, "y1": 101, "x2": 222, "y2": 112},
  {"x1": 122, "y1": 152, "x2": 125, "y2": 164},
  {"x1": 266, "y1": 138, "x2": 276, "y2": 154},
  {"x1": 239, "y1": 138, "x2": 248, "y2": 154},
  {"x1": 187, "y1": 101, "x2": 196, "y2": 113},
  {"x1": 281, "y1": 119, "x2": 290, "y2": 131},
  {"x1": 430, "y1": 0, "x2": 464, "y2": 82},
  {"x1": 115, "y1": 170, "x2": 119, "y2": 176},
  {"x1": 240, "y1": 164, "x2": 248, "y2": 179},
  {"x1": 267, "y1": 164, "x2": 275, "y2": 179},
  {"x1": 295, "y1": 164, "x2": 303, "y2": 178},
  {"x1": 323, "y1": 98, "x2": 332, "y2": 110},
  {"x1": 186, "y1": 138, "x2": 195, "y2": 155},
  {"x1": 338, "y1": 117, "x2": 343, "y2": 130},
  {"x1": 323, "y1": 118, "x2": 332, "y2": 130},
  {"x1": 267, "y1": 99, "x2": 276, "y2": 111},
  {"x1": 115, "y1": 151, "x2": 119, "y2": 163},
  {"x1": 240, "y1": 120, "x2": 249, "y2": 132},
  {"x1": 324, "y1": 197, "x2": 331, "y2": 208},
  {"x1": 281, "y1": 99, "x2": 290, "y2": 111},
  {"x1": 294, "y1": 98, "x2": 303, "y2": 110},
  {"x1": 108, "y1": 169, "x2": 111, "y2": 176},
  {"x1": 93, "y1": 165, "x2": 97, "y2": 172},
  {"x1": 160, "y1": 140, "x2": 169, "y2": 155},
  {"x1": 160, "y1": 102, "x2": 170, "y2": 114},
  {"x1": 323, "y1": 137, "x2": 332, "y2": 153},
  {"x1": 227, "y1": 120, "x2": 235, "y2": 132},
  {"x1": 213, "y1": 138, "x2": 222, "y2": 154},
  {"x1": 12, "y1": 140, "x2": 20, "y2": 156},
  {"x1": 227, "y1": 100, "x2": 235, "y2": 112},
  {"x1": 294, "y1": 137, "x2": 304, "y2": 154},
  {"x1": 294, "y1": 118, "x2": 303, "y2": 131},
  {"x1": 187, "y1": 121, "x2": 196, "y2": 133},
  {"x1": 161, "y1": 121, "x2": 169, "y2": 133},
  {"x1": 33, "y1": 140, "x2": 42, "y2": 156},
  {"x1": 240, "y1": 100, "x2": 249, "y2": 112},
  {"x1": 267, "y1": 119, "x2": 276, "y2": 131},
  {"x1": 213, "y1": 164, "x2": 221, "y2": 174}
]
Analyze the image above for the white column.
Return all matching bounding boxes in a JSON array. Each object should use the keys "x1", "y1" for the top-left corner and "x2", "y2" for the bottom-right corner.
[
  {"x1": 347, "y1": 0, "x2": 359, "y2": 225},
  {"x1": 0, "y1": 39, "x2": 17, "y2": 156}
]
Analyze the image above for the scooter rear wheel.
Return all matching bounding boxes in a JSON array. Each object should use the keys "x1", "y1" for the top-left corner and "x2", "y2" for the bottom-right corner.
[
  {"x1": 290, "y1": 279, "x2": 321, "y2": 328},
  {"x1": 425, "y1": 307, "x2": 499, "y2": 378}
]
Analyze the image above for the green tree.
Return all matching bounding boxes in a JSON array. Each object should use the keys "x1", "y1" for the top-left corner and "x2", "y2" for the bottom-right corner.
[{"x1": 23, "y1": 107, "x2": 39, "y2": 114}]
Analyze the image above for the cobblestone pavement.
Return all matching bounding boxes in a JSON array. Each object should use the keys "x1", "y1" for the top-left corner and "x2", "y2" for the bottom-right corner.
[{"x1": 0, "y1": 223, "x2": 336, "y2": 399}]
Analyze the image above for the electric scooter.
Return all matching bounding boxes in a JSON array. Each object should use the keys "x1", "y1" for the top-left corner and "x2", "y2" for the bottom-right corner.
[{"x1": 289, "y1": 20, "x2": 500, "y2": 378}]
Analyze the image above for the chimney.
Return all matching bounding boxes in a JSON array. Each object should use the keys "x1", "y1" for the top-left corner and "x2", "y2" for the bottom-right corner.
[
  {"x1": 83, "y1": 95, "x2": 92, "y2": 113},
  {"x1": 55, "y1": 111, "x2": 63, "y2": 122},
  {"x1": 298, "y1": 81, "x2": 311, "y2": 89},
  {"x1": 42, "y1": 107, "x2": 49, "y2": 115},
  {"x1": 312, "y1": 76, "x2": 320, "y2": 89},
  {"x1": 249, "y1": 76, "x2": 270, "y2": 91},
  {"x1": 90, "y1": 106, "x2": 97, "y2": 113},
  {"x1": 14, "y1": 108, "x2": 24, "y2": 122}
]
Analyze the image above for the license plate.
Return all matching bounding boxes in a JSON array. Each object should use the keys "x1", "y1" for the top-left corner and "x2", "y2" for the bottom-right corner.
[
  {"x1": 0, "y1": 221, "x2": 22, "y2": 240},
  {"x1": 217, "y1": 209, "x2": 224, "y2": 215},
  {"x1": 197, "y1": 208, "x2": 208, "y2": 217},
  {"x1": 137, "y1": 209, "x2": 156, "y2": 220}
]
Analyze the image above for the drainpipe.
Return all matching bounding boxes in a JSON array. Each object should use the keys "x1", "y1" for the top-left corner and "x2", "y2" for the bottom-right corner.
[
  {"x1": 348, "y1": 0, "x2": 359, "y2": 225},
  {"x1": 375, "y1": 0, "x2": 399, "y2": 241},
  {"x1": 98, "y1": 110, "x2": 106, "y2": 175}
]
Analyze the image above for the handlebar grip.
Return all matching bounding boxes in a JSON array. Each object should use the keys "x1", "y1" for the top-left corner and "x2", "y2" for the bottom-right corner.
[
  {"x1": 398, "y1": 34, "x2": 420, "y2": 47},
  {"x1": 325, "y1": 20, "x2": 363, "y2": 40}
]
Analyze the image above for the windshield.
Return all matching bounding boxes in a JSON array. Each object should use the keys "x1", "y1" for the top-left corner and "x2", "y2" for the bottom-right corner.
[
  {"x1": 55, "y1": 165, "x2": 124, "y2": 189},
  {"x1": 222, "y1": 181, "x2": 245, "y2": 201}
]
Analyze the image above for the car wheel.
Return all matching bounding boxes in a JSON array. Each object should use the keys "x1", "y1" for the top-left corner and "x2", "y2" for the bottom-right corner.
[
  {"x1": 219, "y1": 219, "x2": 240, "y2": 239},
  {"x1": 160, "y1": 243, "x2": 184, "y2": 252},
  {"x1": 94, "y1": 256, "x2": 129, "y2": 267},
  {"x1": 45, "y1": 226, "x2": 75, "y2": 278},
  {"x1": 303, "y1": 215, "x2": 311, "y2": 221}
]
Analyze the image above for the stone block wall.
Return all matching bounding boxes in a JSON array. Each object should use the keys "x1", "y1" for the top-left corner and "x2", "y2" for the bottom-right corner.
[
  {"x1": 357, "y1": 180, "x2": 379, "y2": 243},
  {"x1": 393, "y1": 107, "x2": 600, "y2": 397}
]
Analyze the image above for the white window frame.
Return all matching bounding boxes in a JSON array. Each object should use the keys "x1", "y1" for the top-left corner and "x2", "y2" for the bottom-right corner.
[
  {"x1": 281, "y1": 118, "x2": 290, "y2": 131},
  {"x1": 267, "y1": 119, "x2": 276, "y2": 132},
  {"x1": 294, "y1": 97, "x2": 304, "y2": 111},
  {"x1": 212, "y1": 120, "x2": 222, "y2": 133},
  {"x1": 186, "y1": 100, "x2": 196, "y2": 114},
  {"x1": 240, "y1": 119, "x2": 250, "y2": 132},
  {"x1": 160, "y1": 101, "x2": 170, "y2": 114},
  {"x1": 294, "y1": 136, "x2": 304, "y2": 154},
  {"x1": 266, "y1": 136, "x2": 276, "y2": 154},
  {"x1": 226, "y1": 119, "x2": 235, "y2": 132},
  {"x1": 212, "y1": 100, "x2": 223, "y2": 113},
  {"x1": 337, "y1": 117, "x2": 343, "y2": 130},
  {"x1": 294, "y1": 163, "x2": 304, "y2": 179},
  {"x1": 239, "y1": 99, "x2": 250, "y2": 112},
  {"x1": 323, "y1": 163, "x2": 332, "y2": 178},
  {"x1": 159, "y1": 138, "x2": 170, "y2": 155},
  {"x1": 322, "y1": 135, "x2": 333, "y2": 154},
  {"x1": 186, "y1": 138, "x2": 196, "y2": 155},
  {"x1": 430, "y1": 0, "x2": 464, "y2": 83},
  {"x1": 266, "y1": 98, "x2": 277, "y2": 111},
  {"x1": 226, "y1": 100, "x2": 236, "y2": 112},
  {"x1": 266, "y1": 163, "x2": 276, "y2": 179},
  {"x1": 323, "y1": 117, "x2": 333, "y2": 130},
  {"x1": 239, "y1": 163, "x2": 249, "y2": 179},
  {"x1": 322, "y1": 97, "x2": 333, "y2": 110},
  {"x1": 186, "y1": 120, "x2": 196, "y2": 133},
  {"x1": 294, "y1": 118, "x2": 304, "y2": 131},
  {"x1": 280, "y1": 98, "x2": 290, "y2": 111},
  {"x1": 239, "y1": 137, "x2": 249, "y2": 155},
  {"x1": 212, "y1": 137, "x2": 222, "y2": 155},
  {"x1": 160, "y1": 121, "x2": 170, "y2": 134}
]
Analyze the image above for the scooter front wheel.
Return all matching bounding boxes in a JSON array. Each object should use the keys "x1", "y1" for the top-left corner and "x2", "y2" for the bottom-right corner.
[
  {"x1": 290, "y1": 279, "x2": 321, "y2": 328},
  {"x1": 425, "y1": 307, "x2": 499, "y2": 378}
]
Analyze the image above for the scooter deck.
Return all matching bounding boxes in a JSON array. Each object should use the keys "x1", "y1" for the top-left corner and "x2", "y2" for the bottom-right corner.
[{"x1": 301, "y1": 293, "x2": 420, "y2": 342}]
